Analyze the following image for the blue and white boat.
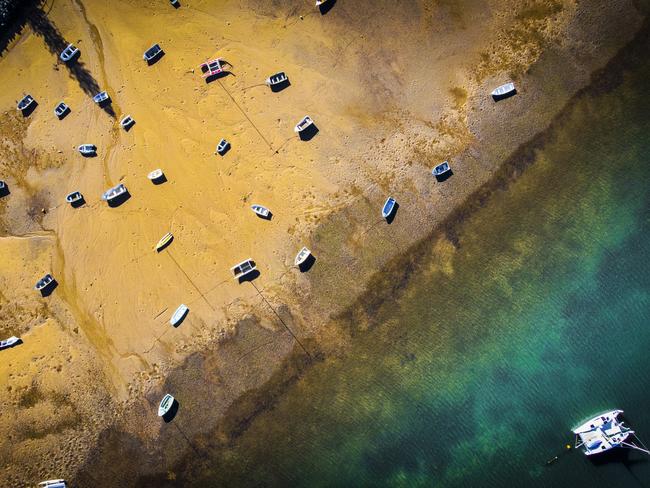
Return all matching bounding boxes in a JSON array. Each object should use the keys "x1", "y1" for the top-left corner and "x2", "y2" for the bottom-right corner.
[
  {"x1": 54, "y1": 102, "x2": 70, "y2": 119},
  {"x1": 382, "y1": 197, "x2": 396, "y2": 219},
  {"x1": 93, "y1": 91, "x2": 110, "y2": 104},
  {"x1": 491, "y1": 82, "x2": 516, "y2": 100},
  {"x1": 60, "y1": 43, "x2": 79, "y2": 62},
  {"x1": 216, "y1": 139, "x2": 230, "y2": 155},
  {"x1": 65, "y1": 191, "x2": 83, "y2": 205},
  {"x1": 120, "y1": 115, "x2": 135, "y2": 130},
  {"x1": 432, "y1": 161, "x2": 451, "y2": 177},
  {"x1": 251, "y1": 205, "x2": 270, "y2": 218},
  {"x1": 78, "y1": 144, "x2": 96, "y2": 156},
  {"x1": 35, "y1": 273, "x2": 54, "y2": 291},
  {"x1": 0, "y1": 336, "x2": 20, "y2": 350},
  {"x1": 17, "y1": 94, "x2": 35, "y2": 112},
  {"x1": 170, "y1": 304, "x2": 188, "y2": 327},
  {"x1": 143, "y1": 43, "x2": 163, "y2": 63},
  {"x1": 158, "y1": 394, "x2": 175, "y2": 416},
  {"x1": 101, "y1": 183, "x2": 127, "y2": 202},
  {"x1": 38, "y1": 480, "x2": 67, "y2": 488}
]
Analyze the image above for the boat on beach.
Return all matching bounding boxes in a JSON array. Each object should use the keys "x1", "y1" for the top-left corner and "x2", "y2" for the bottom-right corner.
[
  {"x1": 432, "y1": 161, "x2": 451, "y2": 177},
  {"x1": 54, "y1": 102, "x2": 70, "y2": 119},
  {"x1": 147, "y1": 169, "x2": 164, "y2": 181},
  {"x1": 60, "y1": 43, "x2": 79, "y2": 62},
  {"x1": 78, "y1": 144, "x2": 96, "y2": 156},
  {"x1": 65, "y1": 191, "x2": 83, "y2": 205},
  {"x1": 34, "y1": 273, "x2": 54, "y2": 291},
  {"x1": 265, "y1": 71, "x2": 288, "y2": 87},
  {"x1": 38, "y1": 480, "x2": 67, "y2": 488},
  {"x1": 0, "y1": 180, "x2": 6, "y2": 192},
  {"x1": 573, "y1": 409, "x2": 650, "y2": 456},
  {"x1": 170, "y1": 304, "x2": 188, "y2": 326},
  {"x1": 491, "y1": 82, "x2": 516, "y2": 100},
  {"x1": 231, "y1": 259, "x2": 256, "y2": 280},
  {"x1": 200, "y1": 58, "x2": 225, "y2": 78},
  {"x1": 251, "y1": 204, "x2": 270, "y2": 218},
  {"x1": 143, "y1": 43, "x2": 163, "y2": 63},
  {"x1": 294, "y1": 115, "x2": 314, "y2": 133},
  {"x1": 17, "y1": 94, "x2": 35, "y2": 112},
  {"x1": 120, "y1": 115, "x2": 135, "y2": 130},
  {"x1": 101, "y1": 183, "x2": 127, "y2": 202},
  {"x1": 294, "y1": 247, "x2": 311, "y2": 267},
  {"x1": 158, "y1": 394, "x2": 175, "y2": 417},
  {"x1": 155, "y1": 232, "x2": 173, "y2": 252},
  {"x1": 0, "y1": 336, "x2": 20, "y2": 350},
  {"x1": 215, "y1": 138, "x2": 230, "y2": 155},
  {"x1": 93, "y1": 91, "x2": 110, "y2": 104},
  {"x1": 382, "y1": 197, "x2": 396, "y2": 219}
]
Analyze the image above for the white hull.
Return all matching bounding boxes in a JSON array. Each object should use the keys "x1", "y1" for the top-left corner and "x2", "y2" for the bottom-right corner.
[
  {"x1": 148, "y1": 169, "x2": 163, "y2": 180},
  {"x1": 295, "y1": 247, "x2": 311, "y2": 266},
  {"x1": 170, "y1": 304, "x2": 188, "y2": 326},
  {"x1": 294, "y1": 116, "x2": 313, "y2": 133},
  {"x1": 158, "y1": 394, "x2": 174, "y2": 416},
  {"x1": 491, "y1": 82, "x2": 516, "y2": 97}
]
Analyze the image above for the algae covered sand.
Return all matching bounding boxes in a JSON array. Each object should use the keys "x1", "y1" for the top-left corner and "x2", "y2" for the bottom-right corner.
[{"x1": 0, "y1": 0, "x2": 645, "y2": 485}]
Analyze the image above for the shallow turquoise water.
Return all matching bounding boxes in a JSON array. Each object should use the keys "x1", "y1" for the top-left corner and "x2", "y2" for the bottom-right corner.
[{"x1": 179, "y1": 23, "x2": 650, "y2": 488}]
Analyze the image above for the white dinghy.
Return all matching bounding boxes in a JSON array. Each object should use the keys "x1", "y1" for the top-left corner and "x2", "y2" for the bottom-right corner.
[
  {"x1": 294, "y1": 247, "x2": 311, "y2": 267},
  {"x1": 17, "y1": 94, "x2": 36, "y2": 112},
  {"x1": 147, "y1": 169, "x2": 164, "y2": 181},
  {"x1": 65, "y1": 191, "x2": 83, "y2": 205},
  {"x1": 35, "y1": 273, "x2": 54, "y2": 291},
  {"x1": 294, "y1": 115, "x2": 314, "y2": 133},
  {"x1": 60, "y1": 43, "x2": 79, "y2": 62},
  {"x1": 101, "y1": 183, "x2": 127, "y2": 203},
  {"x1": 38, "y1": 480, "x2": 67, "y2": 488},
  {"x1": 54, "y1": 102, "x2": 70, "y2": 119},
  {"x1": 491, "y1": 82, "x2": 516, "y2": 100},
  {"x1": 170, "y1": 304, "x2": 189, "y2": 327},
  {"x1": 265, "y1": 71, "x2": 288, "y2": 87},
  {"x1": 0, "y1": 336, "x2": 20, "y2": 350},
  {"x1": 231, "y1": 259, "x2": 256, "y2": 280},
  {"x1": 158, "y1": 394, "x2": 174, "y2": 417},
  {"x1": 251, "y1": 205, "x2": 270, "y2": 218},
  {"x1": 78, "y1": 144, "x2": 96, "y2": 156},
  {"x1": 120, "y1": 115, "x2": 135, "y2": 130},
  {"x1": 93, "y1": 91, "x2": 110, "y2": 104}
]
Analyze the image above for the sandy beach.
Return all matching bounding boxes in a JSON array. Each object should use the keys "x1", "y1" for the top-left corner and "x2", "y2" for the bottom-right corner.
[{"x1": 0, "y1": 0, "x2": 645, "y2": 485}]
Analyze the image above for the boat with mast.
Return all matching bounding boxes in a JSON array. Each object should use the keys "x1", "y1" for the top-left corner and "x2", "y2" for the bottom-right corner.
[{"x1": 573, "y1": 410, "x2": 650, "y2": 457}]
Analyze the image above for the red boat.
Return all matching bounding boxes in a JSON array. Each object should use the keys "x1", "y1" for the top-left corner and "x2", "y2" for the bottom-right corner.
[{"x1": 199, "y1": 58, "x2": 225, "y2": 78}]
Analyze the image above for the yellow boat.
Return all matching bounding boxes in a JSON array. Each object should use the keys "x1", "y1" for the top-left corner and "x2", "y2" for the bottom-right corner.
[{"x1": 155, "y1": 232, "x2": 173, "y2": 252}]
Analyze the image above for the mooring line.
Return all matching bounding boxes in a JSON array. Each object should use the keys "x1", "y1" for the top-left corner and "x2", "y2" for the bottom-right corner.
[
  {"x1": 250, "y1": 281, "x2": 312, "y2": 360},
  {"x1": 166, "y1": 250, "x2": 215, "y2": 311}
]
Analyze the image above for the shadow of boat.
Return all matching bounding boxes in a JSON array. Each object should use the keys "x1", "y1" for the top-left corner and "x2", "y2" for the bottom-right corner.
[
  {"x1": 20, "y1": 101, "x2": 38, "y2": 117},
  {"x1": 145, "y1": 50, "x2": 165, "y2": 66},
  {"x1": 298, "y1": 254, "x2": 316, "y2": 273},
  {"x1": 152, "y1": 174, "x2": 167, "y2": 185},
  {"x1": 270, "y1": 79, "x2": 291, "y2": 93},
  {"x1": 385, "y1": 201, "x2": 400, "y2": 224},
  {"x1": 162, "y1": 398, "x2": 180, "y2": 423},
  {"x1": 298, "y1": 123, "x2": 319, "y2": 141},
  {"x1": 70, "y1": 196, "x2": 86, "y2": 208},
  {"x1": 492, "y1": 89, "x2": 517, "y2": 101},
  {"x1": 40, "y1": 278, "x2": 58, "y2": 297},
  {"x1": 318, "y1": 0, "x2": 337, "y2": 15},
  {"x1": 0, "y1": 185, "x2": 9, "y2": 198},
  {"x1": 435, "y1": 170, "x2": 453, "y2": 182},
  {"x1": 238, "y1": 269, "x2": 260, "y2": 284},
  {"x1": 107, "y1": 190, "x2": 131, "y2": 208},
  {"x1": 205, "y1": 71, "x2": 231, "y2": 84}
]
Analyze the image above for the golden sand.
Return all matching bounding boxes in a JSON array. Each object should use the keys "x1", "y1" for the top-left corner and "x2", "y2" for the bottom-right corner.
[{"x1": 0, "y1": 0, "x2": 643, "y2": 484}]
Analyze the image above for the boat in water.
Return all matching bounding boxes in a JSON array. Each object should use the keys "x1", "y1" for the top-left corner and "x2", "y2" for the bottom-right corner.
[
  {"x1": 35, "y1": 273, "x2": 54, "y2": 291},
  {"x1": 155, "y1": 232, "x2": 173, "y2": 252},
  {"x1": 60, "y1": 43, "x2": 79, "y2": 62},
  {"x1": 38, "y1": 480, "x2": 67, "y2": 488},
  {"x1": 294, "y1": 247, "x2": 311, "y2": 267},
  {"x1": 231, "y1": 259, "x2": 256, "y2": 280},
  {"x1": 93, "y1": 91, "x2": 110, "y2": 104},
  {"x1": 158, "y1": 393, "x2": 175, "y2": 417},
  {"x1": 294, "y1": 115, "x2": 314, "y2": 133},
  {"x1": 265, "y1": 71, "x2": 288, "y2": 87},
  {"x1": 382, "y1": 197, "x2": 397, "y2": 219},
  {"x1": 147, "y1": 169, "x2": 164, "y2": 181},
  {"x1": 251, "y1": 204, "x2": 270, "y2": 218},
  {"x1": 573, "y1": 410, "x2": 650, "y2": 456},
  {"x1": 78, "y1": 144, "x2": 96, "y2": 156},
  {"x1": 17, "y1": 94, "x2": 35, "y2": 112},
  {"x1": 491, "y1": 82, "x2": 516, "y2": 100},
  {"x1": 65, "y1": 191, "x2": 83, "y2": 205},
  {"x1": 120, "y1": 115, "x2": 135, "y2": 130},
  {"x1": 432, "y1": 161, "x2": 451, "y2": 177},
  {"x1": 170, "y1": 304, "x2": 189, "y2": 327},
  {"x1": 54, "y1": 101, "x2": 70, "y2": 119},
  {"x1": 101, "y1": 183, "x2": 127, "y2": 202},
  {"x1": 0, "y1": 336, "x2": 20, "y2": 350}
]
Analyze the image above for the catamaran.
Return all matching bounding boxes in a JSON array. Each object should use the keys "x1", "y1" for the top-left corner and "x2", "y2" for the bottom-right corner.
[
  {"x1": 294, "y1": 115, "x2": 314, "y2": 133},
  {"x1": 54, "y1": 102, "x2": 70, "y2": 119},
  {"x1": 170, "y1": 304, "x2": 188, "y2": 327},
  {"x1": 35, "y1": 273, "x2": 54, "y2": 291},
  {"x1": 155, "y1": 232, "x2": 173, "y2": 252},
  {"x1": 17, "y1": 94, "x2": 35, "y2": 112},
  {"x1": 294, "y1": 247, "x2": 311, "y2": 267},
  {"x1": 491, "y1": 82, "x2": 516, "y2": 100},
  {"x1": 573, "y1": 410, "x2": 650, "y2": 457},
  {"x1": 251, "y1": 205, "x2": 270, "y2": 218},
  {"x1": 101, "y1": 183, "x2": 127, "y2": 202},
  {"x1": 60, "y1": 42, "x2": 79, "y2": 62},
  {"x1": 382, "y1": 197, "x2": 396, "y2": 219},
  {"x1": 65, "y1": 191, "x2": 83, "y2": 205},
  {"x1": 158, "y1": 394, "x2": 175, "y2": 417},
  {"x1": 231, "y1": 259, "x2": 256, "y2": 280},
  {"x1": 0, "y1": 336, "x2": 20, "y2": 350}
]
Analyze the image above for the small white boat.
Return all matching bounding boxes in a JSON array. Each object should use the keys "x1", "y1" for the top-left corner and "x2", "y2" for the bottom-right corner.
[
  {"x1": 101, "y1": 183, "x2": 127, "y2": 202},
  {"x1": 199, "y1": 58, "x2": 225, "y2": 78},
  {"x1": 573, "y1": 410, "x2": 650, "y2": 456},
  {"x1": 38, "y1": 480, "x2": 67, "y2": 488},
  {"x1": 65, "y1": 191, "x2": 83, "y2": 204},
  {"x1": 491, "y1": 82, "x2": 516, "y2": 99},
  {"x1": 120, "y1": 115, "x2": 135, "y2": 130},
  {"x1": 216, "y1": 138, "x2": 230, "y2": 155},
  {"x1": 78, "y1": 144, "x2": 96, "y2": 156},
  {"x1": 231, "y1": 259, "x2": 256, "y2": 280},
  {"x1": 170, "y1": 304, "x2": 188, "y2": 326},
  {"x1": 93, "y1": 91, "x2": 110, "y2": 104},
  {"x1": 60, "y1": 43, "x2": 79, "y2": 62},
  {"x1": 158, "y1": 394, "x2": 175, "y2": 417},
  {"x1": 0, "y1": 180, "x2": 6, "y2": 191},
  {"x1": 0, "y1": 336, "x2": 20, "y2": 350},
  {"x1": 294, "y1": 115, "x2": 314, "y2": 133},
  {"x1": 143, "y1": 43, "x2": 163, "y2": 63},
  {"x1": 432, "y1": 161, "x2": 451, "y2": 177},
  {"x1": 35, "y1": 273, "x2": 54, "y2": 291},
  {"x1": 294, "y1": 247, "x2": 311, "y2": 267},
  {"x1": 170, "y1": 0, "x2": 180, "y2": 6},
  {"x1": 155, "y1": 232, "x2": 173, "y2": 252},
  {"x1": 147, "y1": 169, "x2": 164, "y2": 181},
  {"x1": 316, "y1": 0, "x2": 331, "y2": 6},
  {"x1": 251, "y1": 205, "x2": 270, "y2": 218},
  {"x1": 265, "y1": 71, "x2": 288, "y2": 87},
  {"x1": 382, "y1": 197, "x2": 396, "y2": 219},
  {"x1": 17, "y1": 94, "x2": 35, "y2": 112},
  {"x1": 54, "y1": 102, "x2": 70, "y2": 119}
]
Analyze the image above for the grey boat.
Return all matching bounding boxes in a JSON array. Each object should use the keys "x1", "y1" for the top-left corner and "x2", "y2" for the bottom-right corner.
[
  {"x1": 78, "y1": 144, "x2": 96, "y2": 156},
  {"x1": 101, "y1": 183, "x2": 127, "y2": 202},
  {"x1": 17, "y1": 94, "x2": 35, "y2": 112},
  {"x1": 60, "y1": 43, "x2": 79, "y2": 62},
  {"x1": 93, "y1": 91, "x2": 110, "y2": 104},
  {"x1": 35, "y1": 273, "x2": 54, "y2": 291},
  {"x1": 143, "y1": 43, "x2": 163, "y2": 63},
  {"x1": 54, "y1": 101, "x2": 70, "y2": 119}
]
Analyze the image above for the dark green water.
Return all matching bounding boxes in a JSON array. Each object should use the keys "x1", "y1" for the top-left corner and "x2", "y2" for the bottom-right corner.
[{"x1": 181, "y1": 23, "x2": 650, "y2": 488}]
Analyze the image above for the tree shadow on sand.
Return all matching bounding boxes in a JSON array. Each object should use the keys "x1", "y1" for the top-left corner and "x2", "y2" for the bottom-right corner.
[{"x1": 0, "y1": 0, "x2": 114, "y2": 117}]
